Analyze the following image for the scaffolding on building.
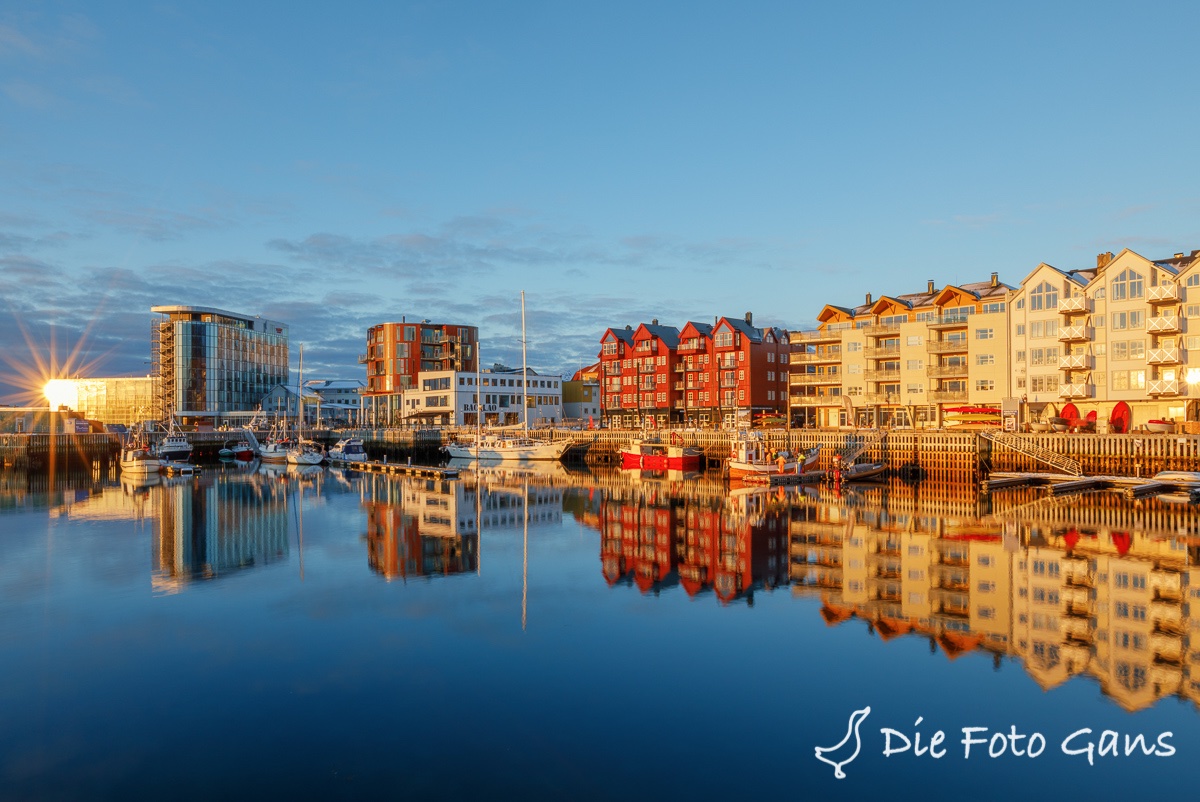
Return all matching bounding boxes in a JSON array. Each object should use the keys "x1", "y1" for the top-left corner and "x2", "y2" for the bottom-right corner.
[{"x1": 150, "y1": 314, "x2": 174, "y2": 425}]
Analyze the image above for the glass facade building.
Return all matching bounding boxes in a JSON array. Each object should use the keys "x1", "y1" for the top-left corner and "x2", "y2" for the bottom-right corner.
[
  {"x1": 151, "y1": 306, "x2": 289, "y2": 425},
  {"x1": 66, "y1": 377, "x2": 156, "y2": 425}
]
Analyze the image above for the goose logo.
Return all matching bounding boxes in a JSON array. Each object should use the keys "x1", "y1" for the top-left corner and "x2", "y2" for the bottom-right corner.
[{"x1": 815, "y1": 706, "x2": 871, "y2": 779}]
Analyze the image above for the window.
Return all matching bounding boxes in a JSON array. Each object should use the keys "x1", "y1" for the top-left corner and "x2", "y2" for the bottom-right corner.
[
  {"x1": 1031, "y1": 321, "x2": 1044, "y2": 338},
  {"x1": 847, "y1": 342, "x2": 862, "y2": 352},
  {"x1": 976, "y1": 354, "x2": 995, "y2": 365},
  {"x1": 1112, "y1": 312, "x2": 1127, "y2": 330},
  {"x1": 1030, "y1": 281, "x2": 1059, "y2": 311},
  {"x1": 1094, "y1": 315, "x2": 1105, "y2": 328},
  {"x1": 714, "y1": 331, "x2": 733, "y2": 348},
  {"x1": 975, "y1": 379, "x2": 995, "y2": 392},
  {"x1": 906, "y1": 359, "x2": 923, "y2": 370},
  {"x1": 976, "y1": 328, "x2": 994, "y2": 340},
  {"x1": 1016, "y1": 324, "x2": 1026, "y2": 336},
  {"x1": 981, "y1": 302, "x2": 1005, "y2": 314},
  {"x1": 906, "y1": 335, "x2": 922, "y2": 346},
  {"x1": 1111, "y1": 269, "x2": 1145, "y2": 300},
  {"x1": 1130, "y1": 310, "x2": 1145, "y2": 329},
  {"x1": 1016, "y1": 350, "x2": 1025, "y2": 362},
  {"x1": 906, "y1": 383, "x2": 924, "y2": 394}
]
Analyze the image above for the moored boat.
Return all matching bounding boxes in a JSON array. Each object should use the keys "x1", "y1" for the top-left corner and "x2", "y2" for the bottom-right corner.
[
  {"x1": 444, "y1": 433, "x2": 570, "y2": 461},
  {"x1": 1147, "y1": 419, "x2": 1175, "y2": 433},
  {"x1": 155, "y1": 419, "x2": 192, "y2": 462},
  {"x1": 621, "y1": 433, "x2": 702, "y2": 470},
  {"x1": 328, "y1": 436, "x2": 367, "y2": 462},
  {"x1": 726, "y1": 431, "x2": 819, "y2": 479},
  {"x1": 839, "y1": 461, "x2": 887, "y2": 482},
  {"x1": 220, "y1": 439, "x2": 256, "y2": 461},
  {"x1": 286, "y1": 438, "x2": 325, "y2": 465},
  {"x1": 120, "y1": 442, "x2": 163, "y2": 475}
]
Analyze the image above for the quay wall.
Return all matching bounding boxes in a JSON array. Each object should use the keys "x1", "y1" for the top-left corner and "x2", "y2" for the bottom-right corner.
[{"x1": 4, "y1": 427, "x2": 1197, "y2": 480}]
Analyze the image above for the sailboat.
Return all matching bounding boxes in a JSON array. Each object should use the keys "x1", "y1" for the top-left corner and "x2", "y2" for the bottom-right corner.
[
  {"x1": 286, "y1": 343, "x2": 325, "y2": 466},
  {"x1": 443, "y1": 291, "x2": 570, "y2": 462}
]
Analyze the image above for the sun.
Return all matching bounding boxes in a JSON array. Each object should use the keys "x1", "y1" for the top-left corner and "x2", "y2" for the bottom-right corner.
[{"x1": 43, "y1": 379, "x2": 79, "y2": 411}]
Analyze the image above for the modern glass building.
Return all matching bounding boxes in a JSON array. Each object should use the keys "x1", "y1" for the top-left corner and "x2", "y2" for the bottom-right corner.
[
  {"x1": 63, "y1": 377, "x2": 155, "y2": 425},
  {"x1": 150, "y1": 305, "x2": 289, "y2": 426}
]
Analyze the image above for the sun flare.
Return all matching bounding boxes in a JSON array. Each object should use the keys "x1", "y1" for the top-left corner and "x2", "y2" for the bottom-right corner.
[{"x1": 43, "y1": 379, "x2": 79, "y2": 410}]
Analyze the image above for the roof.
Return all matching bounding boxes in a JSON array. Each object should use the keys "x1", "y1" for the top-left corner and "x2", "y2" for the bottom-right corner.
[
  {"x1": 681, "y1": 321, "x2": 713, "y2": 337},
  {"x1": 719, "y1": 316, "x2": 763, "y2": 343},
  {"x1": 638, "y1": 323, "x2": 681, "y2": 348},
  {"x1": 602, "y1": 327, "x2": 635, "y2": 345},
  {"x1": 306, "y1": 379, "x2": 364, "y2": 390}
]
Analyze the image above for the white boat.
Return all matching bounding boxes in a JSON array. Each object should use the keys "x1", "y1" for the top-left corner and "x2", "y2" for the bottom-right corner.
[
  {"x1": 1152, "y1": 471, "x2": 1200, "y2": 488},
  {"x1": 286, "y1": 344, "x2": 325, "y2": 465},
  {"x1": 328, "y1": 436, "x2": 367, "y2": 462},
  {"x1": 259, "y1": 422, "x2": 293, "y2": 463},
  {"x1": 447, "y1": 290, "x2": 570, "y2": 462},
  {"x1": 286, "y1": 438, "x2": 325, "y2": 465},
  {"x1": 120, "y1": 442, "x2": 163, "y2": 475},
  {"x1": 444, "y1": 432, "x2": 570, "y2": 461}
]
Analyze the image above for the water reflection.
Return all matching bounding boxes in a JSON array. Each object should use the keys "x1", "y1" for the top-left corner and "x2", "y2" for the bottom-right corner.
[{"x1": 152, "y1": 470, "x2": 290, "y2": 592}]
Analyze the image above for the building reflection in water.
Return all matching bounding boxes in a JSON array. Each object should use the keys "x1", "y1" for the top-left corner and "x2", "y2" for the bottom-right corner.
[
  {"x1": 584, "y1": 469, "x2": 1200, "y2": 712},
  {"x1": 152, "y1": 473, "x2": 290, "y2": 593},
  {"x1": 360, "y1": 466, "x2": 562, "y2": 582},
  {"x1": 595, "y1": 469, "x2": 789, "y2": 604}
]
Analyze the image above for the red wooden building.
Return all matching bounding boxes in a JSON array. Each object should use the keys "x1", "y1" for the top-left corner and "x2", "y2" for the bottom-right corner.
[{"x1": 599, "y1": 313, "x2": 790, "y2": 428}]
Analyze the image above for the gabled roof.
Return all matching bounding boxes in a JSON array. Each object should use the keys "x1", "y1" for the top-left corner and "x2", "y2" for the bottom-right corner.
[
  {"x1": 869, "y1": 295, "x2": 914, "y2": 314},
  {"x1": 601, "y1": 327, "x2": 635, "y2": 345},
  {"x1": 718, "y1": 316, "x2": 763, "y2": 343},
  {"x1": 634, "y1": 322, "x2": 681, "y2": 348},
  {"x1": 679, "y1": 321, "x2": 713, "y2": 338},
  {"x1": 816, "y1": 305, "x2": 855, "y2": 323}
]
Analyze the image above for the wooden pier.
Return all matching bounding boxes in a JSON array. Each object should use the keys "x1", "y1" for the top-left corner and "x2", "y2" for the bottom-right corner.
[{"x1": 343, "y1": 459, "x2": 459, "y2": 479}]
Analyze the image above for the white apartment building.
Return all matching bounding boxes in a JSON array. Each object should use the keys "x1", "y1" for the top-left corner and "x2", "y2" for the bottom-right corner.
[
  {"x1": 1010, "y1": 248, "x2": 1200, "y2": 429},
  {"x1": 398, "y1": 367, "x2": 563, "y2": 427}
]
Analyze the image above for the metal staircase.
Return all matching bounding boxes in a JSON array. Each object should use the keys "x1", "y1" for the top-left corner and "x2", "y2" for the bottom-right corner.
[
  {"x1": 837, "y1": 429, "x2": 887, "y2": 463},
  {"x1": 980, "y1": 430, "x2": 1082, "y2": 476}
]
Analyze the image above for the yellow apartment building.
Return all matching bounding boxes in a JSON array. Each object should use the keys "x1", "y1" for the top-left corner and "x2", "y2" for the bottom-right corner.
[{"x1": 791, "y1": 274, "x2": 1014, "y2": 428}]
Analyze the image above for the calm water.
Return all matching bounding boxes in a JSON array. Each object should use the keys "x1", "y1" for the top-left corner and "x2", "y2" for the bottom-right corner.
[{"x1": 2, "y1": 461, "x2": 1198, "y2": 800}]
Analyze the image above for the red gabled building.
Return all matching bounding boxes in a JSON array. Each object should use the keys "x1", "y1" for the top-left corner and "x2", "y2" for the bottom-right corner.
[{"x1": 599, "y1": 313, "x2": 790, "y2": 429}]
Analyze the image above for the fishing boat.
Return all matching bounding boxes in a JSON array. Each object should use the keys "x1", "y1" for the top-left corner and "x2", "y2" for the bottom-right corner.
[
  {"x1": 327, "y1": 436, "x2": 367, "y2": 462},
  {"x1": 120, "y1": 440, "x2": 163, "y2": 475},
  {"x1": 259, "y1": 424, "x2": 293, "y2": 463},
  {"x1": 726, "y1": 431, "x2": 819, "y2": 479},
  {"x1": 621, "y1": 432, "x2": 703, "y2": 470},
  {"x1": 219, "y1": 439, "x2": 256, "y2": 461},
  {"x1": 155, "y1": 418, "x2": 193, "y2": 462}
]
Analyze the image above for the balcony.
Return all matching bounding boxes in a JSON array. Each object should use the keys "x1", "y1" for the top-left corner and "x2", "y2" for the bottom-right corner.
[
  {"x1": 926, "y1": 315, "x2": 973, "y2": 330},
  {"x1": 929, "y1": 389, "x2": 968, "y2": 403},
  {"x1": 791, "y1": 373, "x2": 841, "y2": 386},
  {"x1": 717, "y1": 359, "x2": 738, "y2": 370},
  {"x1": 1148, "y1": 284, "x2": 1180, "y2": 304},
  {"x1": 1058, "y1": 325, "x2": 1093, "y2": 342},
  {"x1": 862, "y1": 393, "x2": 900, "y2": 404},
  {"x1": 638, "y1": 364, "x2": 656, "y2": 373},
  {"x1": 865, "y1": 369, "x2": 900, "y2": 382},
  {"x1": 1059, "y1": 383, "x2": 1094, "y2": 399},
  {"x1": 927, "y1": 364, "x2": 968, "y2": 378},
  {"x1": 1058, "y1": 354, "x2": 1093, "y2": 370},
  {"x1": 1148, "y1": 315, "x2": 1182, "y2": 334},
  {"x1": 791, "y1": 329, "x2": 844, "y2": 343},
  {"x1": 862, "y1": 323, "x2": 901, "y2": 336},
  {"x1": 673, "y1": 363, "x2": 684, "y2": 373},
  {"x1": 864, "y1": 345, "x2": 901, "y2": 358},
  {"x1": 673, "y1": 382, "x2": 684, "y2": 391},
  {"x1": 357, "y1": 353, "x2": 369, "y2": 364},
  {"x1": 926, "y1": 339, "x2": 969, "y2": 354},
  {"x1": 793, "y1": 351, "x2": 841, "y2": 363},
  {"x1": 1057, "y1": 296, "x2": 1092, "y2": 314},
  {"x1": 1148, "y1": 378, "x2": 1184, "y2": 397},
  {"x1": 1147, "y1": 346, "x2": 1182, "y2": 365}
]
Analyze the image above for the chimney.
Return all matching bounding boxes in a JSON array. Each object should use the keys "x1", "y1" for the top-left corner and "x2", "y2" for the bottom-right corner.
[
  {"x1": 625, "y1": 324, "x2": 632, "y2": 331},
  {"x1": 865, "y1": 292, "x2": 872, "y2": 305},
  {"x1": 1097, "y1": 252, "x2": 1114, "y2": 269},
  {"x1": 927, "y1": 279, "x2": 935, "y2": 294},
  {"x1": 1175, "y1": 253, "x2": 1185, "y2": 259},
  {"x1": 651, "y1": 318, "x2": 658, "y2": 326},
  {"x1": 990, "y1": 272, "x2": 998, "y2": 288},
  {"x1": 745, "y1": 311, "x2": 753, "y2": 325}
]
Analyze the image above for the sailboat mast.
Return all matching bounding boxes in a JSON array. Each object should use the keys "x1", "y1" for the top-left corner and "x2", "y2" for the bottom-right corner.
[
  {"x1": 297, "y1": 343, "x2": 304, "y2": 437},
  {"x1": 475, "y1": 340, "x2": 482, "y2": 463},
  {"x1": 521, "y1": 290, "x2": 528, "y2": 436}
]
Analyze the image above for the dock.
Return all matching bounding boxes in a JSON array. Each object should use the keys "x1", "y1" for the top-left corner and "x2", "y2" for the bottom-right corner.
[
  {"x1": 982, "y1": 471, "x2": 1200, "y2": 502},
  {"x1": 343, "y1": 460, "x2": 458, "y2": 479},
  {"x1": 161, "y1": 461, "x2": 200, "y2": 476}
]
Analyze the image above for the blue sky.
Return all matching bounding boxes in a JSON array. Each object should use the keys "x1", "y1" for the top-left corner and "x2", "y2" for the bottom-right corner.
[{"x1": 2, "y1": 1, "x2": 1198, "y2": 402}]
